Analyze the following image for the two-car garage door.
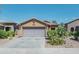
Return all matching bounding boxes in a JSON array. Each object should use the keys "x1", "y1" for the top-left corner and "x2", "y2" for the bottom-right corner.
[{"x1": 23, "y1": 27, "x2": 45, "y2": 37}]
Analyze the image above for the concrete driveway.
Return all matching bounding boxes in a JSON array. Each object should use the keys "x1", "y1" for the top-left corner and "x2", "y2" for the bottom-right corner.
[{"x1": 0, "y1": 37, "x2": 45, "y2": 48}]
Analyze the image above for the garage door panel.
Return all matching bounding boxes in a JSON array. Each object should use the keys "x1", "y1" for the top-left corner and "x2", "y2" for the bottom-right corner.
[{"x1": 23, "y1": 28, "x2": 45, "y2": 37}]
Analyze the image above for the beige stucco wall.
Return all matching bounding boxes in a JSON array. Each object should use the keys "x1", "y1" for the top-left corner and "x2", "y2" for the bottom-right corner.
[
  {"x1": 16, "y1": 26, "x2": 23, "y2": 37},
  {"x1": 22, "y1": 20, "x2": 45, "y2": 27},
  {"x1": 67, "y1": 20, "x2": 79, "y2": 32}
]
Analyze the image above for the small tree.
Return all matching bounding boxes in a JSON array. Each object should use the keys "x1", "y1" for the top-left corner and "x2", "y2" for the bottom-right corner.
[
  {"x1": 47, "y1": 24, "x2": 70, "y2": 45},
  {"x1": 47, "y1": 26, "x2": 64, "y2": 45},
  {"x1": 56, "y1": 24, "x2": 68, "y2": 38}
]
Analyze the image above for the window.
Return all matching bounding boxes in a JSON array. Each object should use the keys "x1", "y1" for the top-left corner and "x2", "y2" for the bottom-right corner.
[
  {"x1": 0, "y1": 26, "x2": 4, "y2": 30},
  {"x1": 51, "y1": 28, "x2": 55, "y2": 30},
  {"x1": 5, "y1": 27, "x2": 11, "y2": 31},
  {"x1": 75, "y1": 26, "x2": 79, "y2": 31},
  {"x1": 70, "y1": 27, "x2": 74, "y2": 32}
]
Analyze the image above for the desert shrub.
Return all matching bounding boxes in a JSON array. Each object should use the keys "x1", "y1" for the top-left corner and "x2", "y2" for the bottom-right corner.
[
  {"x1": 64, "y1": 31, "x2": 70, "y2": 37},
  {"x1": 74, "y1": 31, "x2": 79, "y2": 37},
  {"x1": 47, "y1": 30, "x2": 58, "y2": 39},
  {"x1": 48, "y1": 38, "x2": 64, "y2": 45},
  {"x1": 47, "y1": 30, "x2": 53, "y2": 40},
  {"x1": 58, "y1": 38, "x2": 65, "y2": 45},
  {"x1": 47, "y1": 29, "x2": 64, "y2": 45},
  {"x1": 69, "y1": 32, "x2": 75, "y2": 36},
  {"x1": 55, "y1": 25, "x2": 67, "y2": 38},
  {"x1": 47, "y1": 25, "x2": 68, "y2": 45},
  {"x1": 0, "y1": 30, "x2": 8, "y2": 39},
  {"x1": 73, "y1": 31, "x2": 79, "y2": 40},
  {"x1": 7, "y1": 31, "x2": 15, "y2": 37}
]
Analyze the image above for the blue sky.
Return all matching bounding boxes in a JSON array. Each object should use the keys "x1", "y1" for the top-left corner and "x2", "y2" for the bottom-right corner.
[{"x1": 0, "y1": 4, "x2": 79, "y2": 24}]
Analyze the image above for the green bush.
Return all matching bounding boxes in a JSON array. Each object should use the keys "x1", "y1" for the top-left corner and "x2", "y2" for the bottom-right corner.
[
  {"x1": 48, "y1": 38, "x2": 64, "y2": 45},
  {"x1": 47, "y1": 25, "x2": 68, "y2": 45},
  {"x1": 74, "y1": 31, "x2": 79, "y2": 37},
  {"x1": 7, "y1": 31, "x2": 15, "y2": 37},
  {"x1": 47, "y1": 30, "x2": 58, "y2": 40},
  {"x1": 0, "y1": 30, "x2": 8, "y2": 39},
  {"x1": 55, "y1": 25, "x2": 67, "y2": 37},
  {"x1": 47, "y1": 30, "x2": 53, "y2": 40},
  {"x1": 73, "y1": 31, "x2": 79, "y2": 40},
  {"x1": 47, "y1": 30, "x2": 64, "y2": 45},
  {"x1": 0, "y1": 29, "x2": 15, "y2": 39},
  {"x1": 69, "y1": 32, "x2": 75, "y2": 36}
]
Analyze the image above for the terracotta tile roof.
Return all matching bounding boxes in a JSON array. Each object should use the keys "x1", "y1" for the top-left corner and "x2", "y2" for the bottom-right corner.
[
  {"x1": 43, "y1": 21, "x2": 58, "y2": 25},
  {"x1": 19, "y1": 18, "x2": 58, "y2": 26},
  {"x1": 19, "y1": 18, "x2": 47, "y2": 26}
]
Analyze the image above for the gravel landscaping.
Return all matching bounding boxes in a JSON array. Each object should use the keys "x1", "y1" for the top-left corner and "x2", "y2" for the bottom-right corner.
[{"x1": 45, "y1": 37, "x2": 79, "y2": 48}]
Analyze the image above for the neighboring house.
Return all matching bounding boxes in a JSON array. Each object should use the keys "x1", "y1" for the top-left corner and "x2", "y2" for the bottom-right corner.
[
  {"x1": 17, "y1": 18, "x2": 58, "y2": 37},
  {"x1": 0, "y1": 22, "x2": 17, "y2": 32},
  {"x1": 65, "y1": 19, "x2": 79, "y2": 32}
]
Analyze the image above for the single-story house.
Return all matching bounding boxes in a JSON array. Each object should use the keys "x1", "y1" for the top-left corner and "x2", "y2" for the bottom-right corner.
[
  {"x1": 65, "y1": 19, "x2": 79, "y2": 32},
  {"x1": 17, "y1": 18, "x2": 58, "y2": 37},
  {"x1": 0, "y1": 22, "x2": 17, "y2": 32}
]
